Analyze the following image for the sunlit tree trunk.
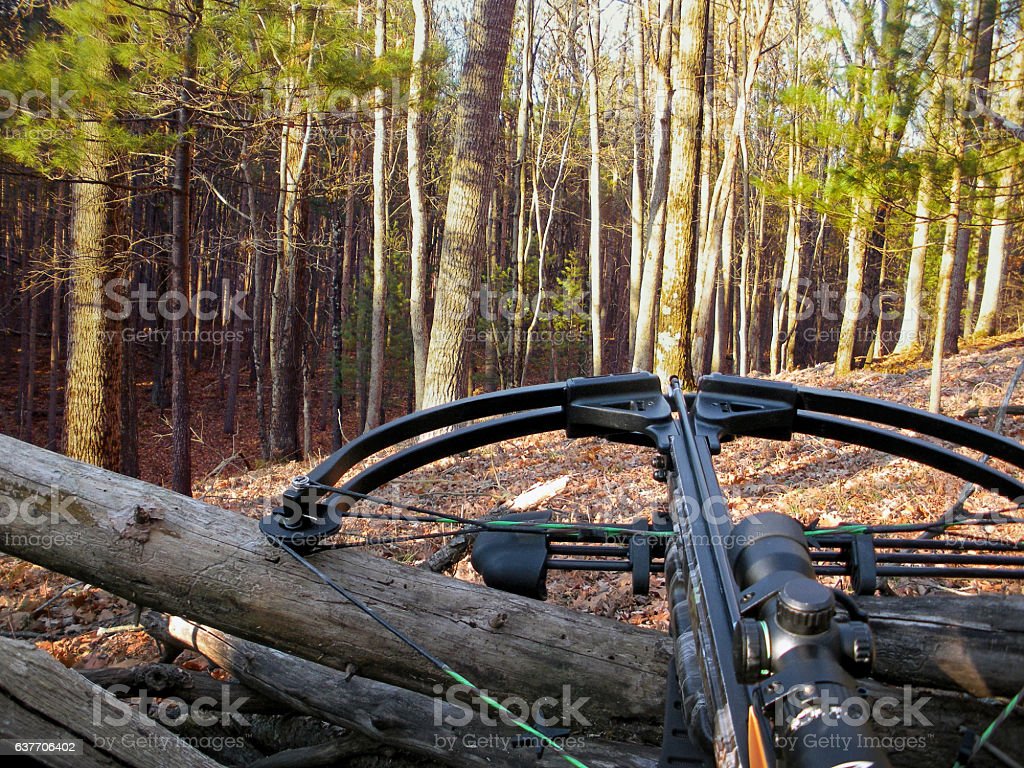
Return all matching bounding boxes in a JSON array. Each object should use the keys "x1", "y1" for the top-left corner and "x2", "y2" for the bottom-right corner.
[
  {"x1": 974, "y1": 164, "x2": 1015, "y2": 337},
  {"x1": 628, "y1": 0, "x2": 646, "y2": 363},
  {"x1": 704, "y1": 0, "x2": 772, "y2": 375},
  {"x1": 421, "y1": 0, "x2": 517, "y2": 408},
  {"x1": 737, "y1": 130, "x2": 752, "y2": 375},
  {"x1": 408, "y1": 0, "x2": 430, "y2": 408},
  {"x1": 894, "y1": 172, "x2": 932, "y2": 353},
  {"x1": 835, "y1": 193, "x2": 870, "y2": 376},
  {"x1": 64, "y1": 120, "x2": 122, "y2": 470},
  {"x1": 510, "y1": 0, "x2": 534, "y2": 384},
  {"x1": 365, "y1": 0, "x2": 388, "y2": 431},
  {"x1": 930, "y1": 158, "x2": 963, "y2": 413},
  {"x1": 782, "y1": 131, "x2": 801, "y2": 368},
  {"x1": 973, "y1": 17, "x2": 1023, "y2": 337},
  {"x1": 584, "y1": 0, "x2": 603, "y2": 375},
  {"x1": 653, "y1": 0, "x2": 710, "y2": 385},
  {"x1": 712, "y1": 183, "x2": 735, "y2": 372},
  {"x1": 943, "y1": 0, "x2": 996, "y2": 354},
  {"x1": 632, "y1": 0, "x2": 674, "y2": 372}
]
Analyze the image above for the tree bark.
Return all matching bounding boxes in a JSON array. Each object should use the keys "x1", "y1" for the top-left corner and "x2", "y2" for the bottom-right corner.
[
  {"x1": 365, "y1": 0, "x2": 389, "y2": 432},
  {"x1": 269, "y1": 9, "x2": 314, "y2": 459},
  {"x1": 628, "y1": 0, "x2": 647, "y2": 364},
  {"x1": 168, "y1": 1, "x2": 201, "y2": 495},
  {"x1": 164, "y1": 618, "x2": 662, "y2": 768},
  {"x1": 64, "y1": 119, "x2": 121, "y2": 470},
  {"x1": 834, "y1": 193, "x2": 870, "y2": 376},
  {"x1": 703, "y1": 0, "x2": 773, "y2": 376},
  {"x1": 510, "y1": 0, "x2": 534, "y2": 385},
  {"x1": 0, "y1": 434, "x2": 671, "y2": 728},
  {"x1": 893, "y1": 171, "x2": 931, "y2": 354},
  {"x1": 421, "y1": 0, "x2": 517, "y2": 408},
  {"x1": 930, "y1": 158, "x2": 963, "y2": 413},
  {"x1": 944, "y1": 0, "x2": 997, "y2": 353},
  {"x1": 973, "y1": 165, "x2": 1014, "y2": 338},
  {"x1": 408, "y1": 0, "x2": 430, "y2": 409},
  {"x1": 632, "y1": 0, "x2": 674, "y2": 373},
  {"x1": 584, "y1": 0, "x2": 603, "y2": 375},
  {"x1": 0, "y1": 637, "x2": 220, "y2": 768},
  {"x1": 973, "y1": 26, "x2": 1024, "y2": 337},
  {"x1": 652, "y1": 0, "x2": 710, "y2": 385}
]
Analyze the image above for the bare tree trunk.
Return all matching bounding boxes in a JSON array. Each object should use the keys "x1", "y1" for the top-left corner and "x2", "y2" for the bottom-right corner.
[
  {"x1": 241, "y1": 158, "x2": 270, "y2": 460},
  {"x1": 269, "y1": 11, "x2": 314, "y2": 458},
  {"x1": 782, "y1": 137, "x2": 801, "y2": 368},
  {"x1": 973, "y1": 30, "x2": 1024, "y2": 337},
  {"x1": 585, "y1": 0, "x2": 603, "y2": 375},
  {"x1": 509, "y1": 0, "x2": 534, "y2": 385},
  {"x1": 365, "y1": 0, "x2": 388, "y2": 431},
  {"x1": 930, "y1": 159, "x2": 963, "y2": 413},
  {"x1": 0, "y1": 637, "x2": 221, "y2": 768},
  {"x1": 894, "y1": 173, "x2": 932, "y2": 353},
  {"x1": 653, "y1": 0, "x2": 710, "y2": 385},
  {"x1": 632, "y1": 0, "x2": 674, "y2": 373},
  {"x1": 168, "y1": 2, "x2": 201, "y2": 495},
  {"x1": 164, "y1": 619, "x2": 661, "y2": 768},
  {"x1": 64, "y1": 120, "x2": 122, "y2": 470},
  {"x1": 269, "y1": 106, "x2": 310, "y2": 458},
  {"x1": 701, "y1": 0, "x2": 773, "y2": 376},
  {"x1": 628, "y1": 1, "x2": 647, "y2": 364},
  {"x1": 834, "y1": 193, "x2": 870, "y2": 376},
  {"x1": 964, "y1": 178, "x2": 988, "y2": 332},
  {"x1": 47, "y1": 250, "x2": 62, "y2": 450},
  {"x1": 943, "y1": 0, "x2": 997, "y2": 354},
  {"x1": 408, "y1": 0, "x2": 430, "y2": 408},
  {"x1": 421, "y1": 0, "x2": 517, "y2": 408},
  {"x1": 737, "y1": 120, "x2": 754, "y2": 375},
  {"x1": 712, "y1": 183, "x2": 734, "y2": 372},
  {"x1": 974, "y1": 164, "x2": 1015, "y2": 337},
  {"x1": 0, "y1": 432, "x2": 672, "y2": 728}
]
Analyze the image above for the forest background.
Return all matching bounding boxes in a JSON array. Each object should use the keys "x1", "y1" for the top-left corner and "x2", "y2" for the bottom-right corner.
[{"x1": 1, "y1": 0, "x2": 1023, "y2": 493}]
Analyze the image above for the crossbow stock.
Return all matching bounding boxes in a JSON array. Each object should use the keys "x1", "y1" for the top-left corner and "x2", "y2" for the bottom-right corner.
[{"x1": 260, "y1": 373, "x2": 1024, "y2": 768}]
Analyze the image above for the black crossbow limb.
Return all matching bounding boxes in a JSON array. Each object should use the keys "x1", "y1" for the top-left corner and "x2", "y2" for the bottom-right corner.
[{"x1": 259, "y1": 372, "x2": 1024, "y2": 768}]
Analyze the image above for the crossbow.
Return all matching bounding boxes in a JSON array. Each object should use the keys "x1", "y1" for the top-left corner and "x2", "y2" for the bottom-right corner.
[{"x1": 259, "y1": 372, "x2": 1024, "y2": 767}]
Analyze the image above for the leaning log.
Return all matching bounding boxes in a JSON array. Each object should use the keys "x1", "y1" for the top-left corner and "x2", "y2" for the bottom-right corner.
[
  {"x1": 0, "y1": 637, "x2": 219, "y2": 768},
  {"x1": 0, "y1": 435, "x2": 670, "y2": 728},
  {"x1": 0, "y1": 435, "x2": 1023, "y2": 725},
  {"x1": 163, "y1": 617, "x2": 661, "y2": 768},
  {"x1": 162, "y1": 618, "x2": 1024, "y2": 767}
]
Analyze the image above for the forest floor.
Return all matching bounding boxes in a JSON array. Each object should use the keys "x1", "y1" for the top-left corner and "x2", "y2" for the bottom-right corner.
[{"x1": 1, "y1": 333, "x2": 1024, "y2": 760}]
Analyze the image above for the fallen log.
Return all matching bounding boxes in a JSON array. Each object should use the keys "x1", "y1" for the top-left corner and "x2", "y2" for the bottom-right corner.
[
  {"x1": 0, "y1": 637, "x2": 219, "y2": 768},
  {"x1": 163, "y1": 617, "x2": 661, "y2": 768},
  {"x1": 166, "y1": 618, "x2": 1024, "y2": 768},
  {"x1": 860, "y1": 594, "x2": 1024, "y2": 698},
  {"x1": 961, "y1": 404, "x2": 1024, "y2": 419},
  {"x1": 81, "y1": 663, "x2": 278, "y2": 714},
  {"x1": 0, "y1": 435, "x2": 1022, "y2": 734},
  {"x1": 0, "y1": 434, "x2": 670, "y2": 728},
  {"x1": 864, "y1": 681, "x2": 1024, "y2": 767},
  {"x1": 247, "y1": 735, "x2": 376, "y2": 768}
]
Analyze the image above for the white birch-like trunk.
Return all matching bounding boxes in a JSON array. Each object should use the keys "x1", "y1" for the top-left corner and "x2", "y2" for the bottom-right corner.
[
  {"x1": 407, "y1": 0, "x2": 430, "y2": 408},
  {"x1": 585, "y1": 0, "x2": 603, "y2": 375},
  {"x1": 364, "y1": 0, "x2": 388, "y2": 430}
]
